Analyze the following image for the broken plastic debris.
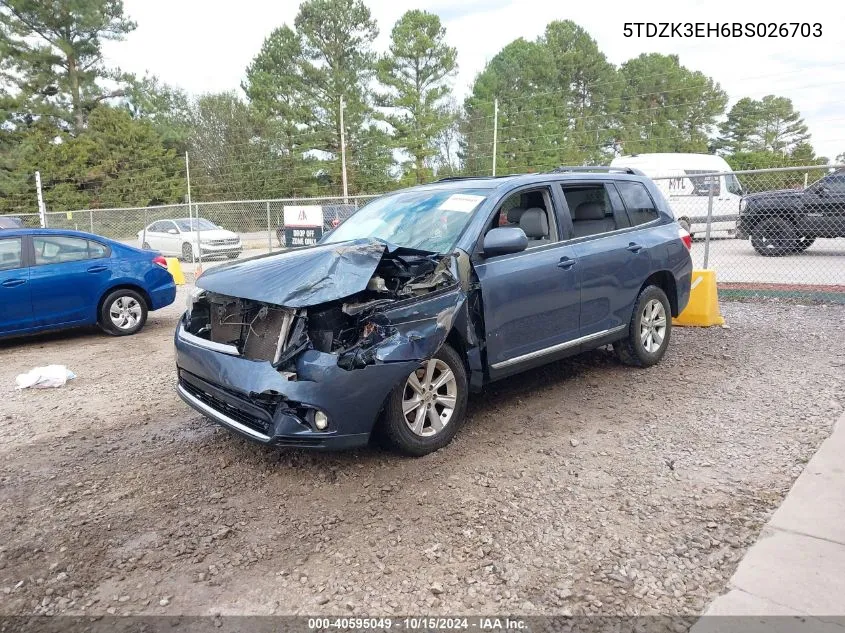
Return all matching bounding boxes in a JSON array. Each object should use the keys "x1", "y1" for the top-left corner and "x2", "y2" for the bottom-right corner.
[{"x1": 15, "y1": 365, "x2": 76, "y2": 390}]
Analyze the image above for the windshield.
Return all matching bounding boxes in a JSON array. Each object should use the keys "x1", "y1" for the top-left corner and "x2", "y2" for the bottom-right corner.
[
  {"x1": 725, "y1": 173, "x2": 743, "y2": 196},
  {"x1": 176, "y1": 218, "x2": 218, "y2": 231},
  {"x1": 323, "y1": 187, "x2": 490, "y2": 253}
]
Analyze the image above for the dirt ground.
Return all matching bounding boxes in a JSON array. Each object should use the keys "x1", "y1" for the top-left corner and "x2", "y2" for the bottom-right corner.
[{"x1": 0, "y1": 291, "x2": 842, "y2": 617}]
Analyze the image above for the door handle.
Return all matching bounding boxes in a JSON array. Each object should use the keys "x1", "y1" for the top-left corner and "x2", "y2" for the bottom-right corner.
[
  {"x1": 87, "y1": 265, "x2": 108, "y2": 273},
  {"x1": 1, "y1": 278, "x2": 26, "y2": 288},
  {"x1": 557, "y1": 256, "x2": 576, "y2": 270},
  {"x1": 627, "y1": 242, "x2": 644, "y2": 253}
]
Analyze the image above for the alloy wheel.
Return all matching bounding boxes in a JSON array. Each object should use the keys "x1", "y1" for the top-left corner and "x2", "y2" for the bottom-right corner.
[
  {"x1": 402, "y1": 358, "x2": 457, "y2": 437},
  {"x1": 640, "y1": 299, "x2": 667, "y2": 354}
]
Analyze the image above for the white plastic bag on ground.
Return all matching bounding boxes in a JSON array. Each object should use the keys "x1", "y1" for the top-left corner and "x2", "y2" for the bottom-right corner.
[{"x1": 15, "y1": 365, "x2": 76, "y2": 390}]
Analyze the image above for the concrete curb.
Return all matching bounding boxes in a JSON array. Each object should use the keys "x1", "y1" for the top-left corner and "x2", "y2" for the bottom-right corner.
[{"x1": 692, "y1": 411, "x2": 845, "y2": 631}]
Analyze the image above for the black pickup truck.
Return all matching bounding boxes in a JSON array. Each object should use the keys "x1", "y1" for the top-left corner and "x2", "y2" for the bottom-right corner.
[{"x1": 737, "y1": 170, "x2": 845, "y2": 256}]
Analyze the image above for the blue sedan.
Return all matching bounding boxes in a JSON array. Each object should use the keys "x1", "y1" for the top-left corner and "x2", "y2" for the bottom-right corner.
[{"x1": 0, "y1": 228, "x2": 176, "y2": 338}]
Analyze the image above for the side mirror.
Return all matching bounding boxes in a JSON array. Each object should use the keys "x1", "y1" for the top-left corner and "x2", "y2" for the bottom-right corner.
[
  {"x1": 482, "y1": 226, "x2": 528, "y2": 257},
  {"x1": 168, "y1": 228, "x2": 178, "y2": 234}
]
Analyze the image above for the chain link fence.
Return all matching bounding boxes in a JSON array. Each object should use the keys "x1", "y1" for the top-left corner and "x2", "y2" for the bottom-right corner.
[
  {"x1": 4, "y1": 166, "x2": 845, "y2": 302},
  {"x1": 651, "y1": 165, "x2": 845, "y2": 303},
  {"x1": 10, "y1": 195, "x2": 378, "y2": 263}
]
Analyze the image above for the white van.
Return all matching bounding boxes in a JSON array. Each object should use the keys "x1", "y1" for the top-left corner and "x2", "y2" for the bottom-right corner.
[{"x1": 610, "y1": 153, "x2": 743, "y2": 238}]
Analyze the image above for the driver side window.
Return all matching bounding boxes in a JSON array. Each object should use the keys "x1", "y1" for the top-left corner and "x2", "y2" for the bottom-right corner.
[{"x1": 488, "y1": 188, "x2": 557, "y2": 248}]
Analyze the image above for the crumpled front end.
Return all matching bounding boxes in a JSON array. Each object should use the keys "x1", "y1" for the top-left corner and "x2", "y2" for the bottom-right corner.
[{"x1": 174, "y1": 240, "x2": 472, "y2": 448}]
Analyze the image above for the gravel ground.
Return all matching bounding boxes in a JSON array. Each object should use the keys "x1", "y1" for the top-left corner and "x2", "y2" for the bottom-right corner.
[{"x1": 0, "y1": 293, "x2": 842, "y2": 618}]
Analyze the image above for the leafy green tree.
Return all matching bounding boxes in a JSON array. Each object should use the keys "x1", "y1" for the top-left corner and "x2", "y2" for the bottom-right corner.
[
  {"x1": 718, "y1": 95, "x2": 809, "y2": 154},
  {"x1": 725, "y1": 143, "x2": 828, "y2": 192},
  {"x1": 123, "y1": 74, "x2": 191, "y2": 153},
  {"x1": 0, "y1": 0, "x2": 136, "y2": 133},
  {"x1": 243, "y1": 0, "x2": 385, "y2": 193},
  {"x1": 20, "y1": 106, "x2": 184, "y2": 212},
  {"x1": 617, "y1": 54, "x2": 727, "y2": 154},
  {"x1": 376, "y1": 10, "x2": 457, "y2": 183},
  {"x1": 185, "y1": 92, "x2": 278, "y2": 201},
  {"x1": 242, "y1": 24, "x2": 314, "y2": 189},
  {"x1": 716, "y1": 97, "x2": 761, "y2": 154},
  {"x1": 542, "y1": 21, "x2": 619, "y2": 163},
  {"x1": 295, "y1": 0, "x2": 379, "y2": 191},
  {"x1": 463, "y1": 22, "x2": 619, "y2": 174},
  {"x1": 463, "y1": 37, "x2": 557, "y2": 174}
]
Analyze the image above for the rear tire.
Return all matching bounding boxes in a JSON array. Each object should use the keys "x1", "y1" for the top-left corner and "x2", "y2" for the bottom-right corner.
[
  {"x1": 226, "y1": 253, "x2": 239, "y2": 259},
  {"x1": 99, "y1": 289, "x2": 148, "y2": 336},
  {"x1": 381, "y1": 344, "x2": 468, "y2": 456},
  {"x1": 751, "y1": 218, "x2": 798, "y2": 256},
  {"x1": 614, "y1": 285, "x2": 672, "y2": 368}
]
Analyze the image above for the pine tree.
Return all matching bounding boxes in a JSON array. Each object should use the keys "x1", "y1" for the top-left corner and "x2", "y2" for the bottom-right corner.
[{"x1": 376, "y1": 10, "x2": 457, "y2": 183}]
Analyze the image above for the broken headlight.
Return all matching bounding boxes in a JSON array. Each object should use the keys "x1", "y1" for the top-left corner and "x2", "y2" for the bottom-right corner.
[{"x1": 185, "y1": 288, "x2": 206, "y2": 319}]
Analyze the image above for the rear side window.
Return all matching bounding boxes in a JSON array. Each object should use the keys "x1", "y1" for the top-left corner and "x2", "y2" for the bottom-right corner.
[
  {"x1": 88, "y1": 241, "x2": 109, "y2": 259},
  {"x1": 0, "y1": 238, "x2": 23, "y2": 271},
  {"x1": 33, "y1": 236, "x2": 106, "y2": 265},
  {"x1": 561, "y1": 184, "x2": 628, "y2": 238},
  {"x1": 617, "y1": 181, "x2": 660, "y2": 226}
]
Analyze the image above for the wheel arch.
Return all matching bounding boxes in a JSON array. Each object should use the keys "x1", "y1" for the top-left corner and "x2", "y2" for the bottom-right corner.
[
  {"x1": 97, "y1": 284, "x2": 152, "y2": 318},
  {"x1": 640, "y1": 271, "x2": 679, "y2": 317}
]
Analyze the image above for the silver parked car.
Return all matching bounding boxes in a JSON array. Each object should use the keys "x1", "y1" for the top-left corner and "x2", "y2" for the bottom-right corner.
[{"x1": 138, "y1": 218, "x2": 242, "y2": 262}]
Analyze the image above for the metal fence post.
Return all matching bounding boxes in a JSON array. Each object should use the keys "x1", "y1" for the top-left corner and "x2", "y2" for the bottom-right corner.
[
  {"x1": 35, "y1": 171, "x2": 47, "y2": 228},
  {"x1": 703, "y1": 176, "x2": 715, "y2": 269},
  {"x1": 89, "y1": 209, "x2": 94, "y2": 234},
  {"x1": 267, "y1": 201, "x2": 272, "y2": 253}
]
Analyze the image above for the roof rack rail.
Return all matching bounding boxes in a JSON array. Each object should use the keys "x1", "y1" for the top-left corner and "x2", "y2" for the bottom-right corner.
[
  {"x1": 548, "y1": 165, "x2": 645, "y2": 176},
  {"x1": 436, "y1": 174, "x2": 522, "y2": 182}
]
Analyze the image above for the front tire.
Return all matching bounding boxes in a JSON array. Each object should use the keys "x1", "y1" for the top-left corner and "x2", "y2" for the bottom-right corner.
[
  {"x1": 751, "y1": 218, "x2": 798, "y2": 256},
  {"x1": 99, "y1": 289, "x2": 148, "y2": 336},
  {"x1": 614, "y1": 285, "x2": 672, "y2": 368},
  {"x1": 381, "y1": 344, "x2": 468, "y2": 456},
  {"x1": 141, "y1": 242, "x2": 151, "y2": 250}
]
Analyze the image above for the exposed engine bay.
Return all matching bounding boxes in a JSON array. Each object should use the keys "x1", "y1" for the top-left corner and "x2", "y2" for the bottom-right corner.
[{"x1": 184, "y1": 248, "x2": 462, "y2": 373}]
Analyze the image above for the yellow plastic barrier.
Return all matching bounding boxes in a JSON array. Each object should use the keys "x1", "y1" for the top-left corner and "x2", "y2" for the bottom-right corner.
[
  {"x1": 165, "y1": 257, "x2": 185, "y2": 285},
  {"x1": 673, "y1": 269, "x2": 725, "y2": 327}
]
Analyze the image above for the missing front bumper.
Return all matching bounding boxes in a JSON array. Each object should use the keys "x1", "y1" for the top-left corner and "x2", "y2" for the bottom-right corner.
[{"x1": 174, "y1": 318, "x2": 420, "y2": 449}]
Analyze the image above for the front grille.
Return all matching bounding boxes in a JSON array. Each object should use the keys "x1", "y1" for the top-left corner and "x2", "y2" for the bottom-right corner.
[
  {"x1": 207, "y1": 238, "x2": 239, "y2": 246},
  {"x1": 180, "y1": 376, "x2": 271, "y2": 436}
]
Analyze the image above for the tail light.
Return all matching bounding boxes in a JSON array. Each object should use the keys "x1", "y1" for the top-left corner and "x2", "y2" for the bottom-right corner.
[
  {"x1": 152, "y1": 255, "x2": 168, "y2": 269},
  {"x1": 678, "y1": 227, "x2": 692, "y2": 250}
]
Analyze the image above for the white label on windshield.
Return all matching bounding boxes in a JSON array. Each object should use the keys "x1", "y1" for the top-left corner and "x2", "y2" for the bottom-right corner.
[{"x1": 438, "y1": 194, "x2": 486, "y2": 213}]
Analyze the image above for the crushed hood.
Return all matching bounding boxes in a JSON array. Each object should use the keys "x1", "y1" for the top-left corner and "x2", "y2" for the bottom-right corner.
[{"x1": 196, "y1": 238, "x2": 428, "y2": 307}]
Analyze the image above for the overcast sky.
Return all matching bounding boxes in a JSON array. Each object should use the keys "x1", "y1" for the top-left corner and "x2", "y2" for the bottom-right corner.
[{"x1": 103, "y1": 0, "x2": 845, "y2": 160}]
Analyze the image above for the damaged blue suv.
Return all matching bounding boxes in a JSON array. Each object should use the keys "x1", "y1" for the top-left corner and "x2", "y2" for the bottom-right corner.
[{"x1": 175, "y1": 168, "x2": 692, "y2": 455}]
